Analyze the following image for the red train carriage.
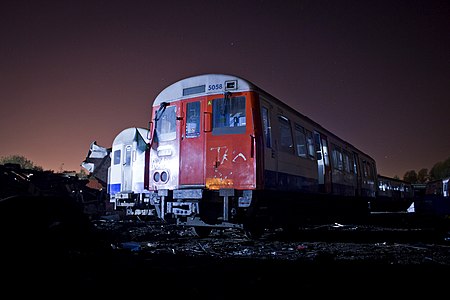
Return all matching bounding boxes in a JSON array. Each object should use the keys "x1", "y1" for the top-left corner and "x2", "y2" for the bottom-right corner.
[
  {"x1": 147, "y1": 74, "x2": 377, "y2": 237},
  {"x1": 414, "y1": 177, "x2": 450, "y2": 217}
]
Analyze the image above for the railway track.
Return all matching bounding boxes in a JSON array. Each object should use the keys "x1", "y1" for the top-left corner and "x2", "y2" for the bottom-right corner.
[{"x1": 91, "y1": 214, "x2": 450, "y2": 265}]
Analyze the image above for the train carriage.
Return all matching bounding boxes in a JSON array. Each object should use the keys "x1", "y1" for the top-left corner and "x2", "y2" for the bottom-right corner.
[
  {"x1": 147, "y1": 74, "x2": 378, "y2": 237},
  {"x1": 107, "y1": 127, "x2": 154, "y2": 215},
  {"x1": 414, "y1": 177, "x2": 450, "y2": 217},
  {"x1": 375, "y1": 175, "x2": 414, "y2": 212}
]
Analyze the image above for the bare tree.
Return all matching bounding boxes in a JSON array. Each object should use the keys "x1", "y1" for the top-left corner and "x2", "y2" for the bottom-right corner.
[
  {"x1": 429, "y1": 157, "x2": 450, "y2": 180},
  {"x1": 0, "y1": 155, "x2": 43, "y2": 171},
  {"x1": 403, "y1": 170, "x2": 418, "y2": 183},
  {"x1": 417, "y1": 168, "x2": 429, "y2": 183}
]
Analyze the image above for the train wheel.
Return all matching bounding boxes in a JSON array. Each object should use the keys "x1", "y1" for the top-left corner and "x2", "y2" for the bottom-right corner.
[{"x1": 193, "y1": 226, "x2": 212, "y2": 238}]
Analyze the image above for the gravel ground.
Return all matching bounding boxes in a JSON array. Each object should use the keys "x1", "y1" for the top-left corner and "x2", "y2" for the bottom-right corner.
[
  {"x1": 2, "y1": 206, "x2": 450, "y2": 298},
  {"x1": 97, "y1": 219, "x2": 450, "y2": 265},
  {"x1": 40, "y1": 217, "x2": 447, "y2": 298}
]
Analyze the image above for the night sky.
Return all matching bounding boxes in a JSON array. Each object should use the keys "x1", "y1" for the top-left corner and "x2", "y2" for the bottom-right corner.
[{"x1": 1, "y1": 0, "x2": 449, "y2": 178}]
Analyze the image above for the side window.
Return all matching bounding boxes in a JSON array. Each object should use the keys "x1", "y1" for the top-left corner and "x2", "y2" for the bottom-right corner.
[
  {"x1": 294, "y1": 124, "x2": 307, "y2": 157},
  {"x1": 363, "y1": 160, "x2": 374, "y2": 179},
  {"x1": 332, "y1": 144, "x2": 343, "y2": 171},
  {"x1": 348, "y1": 152, "x2": 354, "y2": 173},
  {"x1": 343, "y1": 150, "x2": 351, "y2": 173},
  {"x1": 322, "y1": 138, "x2": 330, "y2": 166},
  {"x1": 278, "y1": 115, "x2": 294, "y2": 154},
  {"x1": 362, "y1": 161, "x2": 368, "y2": 177},
  {"x1": 186, "y1": 101, "x2": 200, "y2": 138},
  {"x1": 113, "y1": 149, "x2": 121, "y2": 165},
  {"x1": 305, "y1": 130, "x2": 315, "y2": 159},
  {"x1": 367, "y1": 162, "x2": 374, "y2": 180},
  {"x1": 313, "y1": 132, "x2": 322, "y2": 160},
  {"x1": 332, "y1": 145, "x2": 337, "y2": 169},
  {"x1": 353, "y1": 153, "x2": 359, "y2": 174},
  {"x1": 262, "y1": 106, "x2": 272, "y2": 148},
  {"x1": 212, "y1": 96, "x2": 246, "y2": 135},
  {"x1": 444, "y1": 180, "x2": 449, "y2": 197},
  {"x1": 378, "y1": 178, "x2": 386, "y2": 191}
]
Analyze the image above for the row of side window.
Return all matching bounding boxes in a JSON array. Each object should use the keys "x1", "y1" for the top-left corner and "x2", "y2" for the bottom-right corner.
[
  {"x1": 330, "y1": 143, "x2": 375, "y2": 180},
  {"x1": 262, "y1": 107, "x2": 315, "y2": 159}
]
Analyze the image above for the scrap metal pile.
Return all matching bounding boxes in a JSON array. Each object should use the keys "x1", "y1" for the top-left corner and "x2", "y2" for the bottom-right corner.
[{"x1": 0, "y1": 163, "x2": 108, "y2": 217}]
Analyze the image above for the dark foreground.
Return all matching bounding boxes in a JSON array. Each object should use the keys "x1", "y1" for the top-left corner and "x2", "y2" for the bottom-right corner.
[{"x1": 1, "y1": 195, "x2": 450, "y2": 298}]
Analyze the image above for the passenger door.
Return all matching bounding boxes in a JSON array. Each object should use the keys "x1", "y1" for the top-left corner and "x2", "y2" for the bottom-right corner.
[
  {"x1": 179, "y1": 99, "x2": 205, "y2": 185},
  {"x1": 122, "y1": 144, "x2": 133, "y2": 192},
  {"x1": 314, "y1": 131, "x2": 332, "y2": 193},
  {"x1": 260, "y1": 99, "x2": 277, "y2": 188},
  {"x1": 353, "y1": 152, "x2": 362, "y2": 197}
]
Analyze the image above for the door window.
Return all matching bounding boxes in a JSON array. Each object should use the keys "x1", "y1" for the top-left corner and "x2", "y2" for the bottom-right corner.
[{"x1": 186, "y1": 101, "x2": 200, "y2": 138}]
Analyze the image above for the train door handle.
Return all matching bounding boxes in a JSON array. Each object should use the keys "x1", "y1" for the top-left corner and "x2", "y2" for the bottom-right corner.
[{"x1": 250, "y1": 134, "x2": 255, "y2": 158}]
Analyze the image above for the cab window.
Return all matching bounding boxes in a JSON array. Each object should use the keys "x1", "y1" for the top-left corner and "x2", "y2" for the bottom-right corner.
[
  {"x1": 212, "y1": 96, "x2": 246, "y2": 135},
  {"x1": 155, "y1": 106, "x2": 177, "y2": 141}
]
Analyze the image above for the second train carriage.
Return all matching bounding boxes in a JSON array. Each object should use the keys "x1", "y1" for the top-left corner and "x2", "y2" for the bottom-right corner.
[
  {"x1": 146, "y1": 74, "x2": 379, "y2": 237},
  {"x1": 107, "y1": 127, "x2": 155, "y2": 215},
  {"x1": 375, "y1": 175, "x2": 414, "y2": 212}
]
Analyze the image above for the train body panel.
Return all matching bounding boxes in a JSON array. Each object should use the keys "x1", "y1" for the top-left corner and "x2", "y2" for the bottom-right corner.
[{"x1": 260, "y1": 95, "x2": 320, "y2": 193}]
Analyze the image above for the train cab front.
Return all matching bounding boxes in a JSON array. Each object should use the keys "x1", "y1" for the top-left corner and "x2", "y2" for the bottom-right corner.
[
  {"x1": 148, "y1": 101, "x2": 213, "y2": 223},
  {"x1": 148, "y1": 101, "x2": 180, "y2": 220}
]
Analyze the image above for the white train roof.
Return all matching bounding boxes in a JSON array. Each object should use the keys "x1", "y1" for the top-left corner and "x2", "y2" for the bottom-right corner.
[{"x1": 153, "y1": 74, "x2": 257, "y2": 106}]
